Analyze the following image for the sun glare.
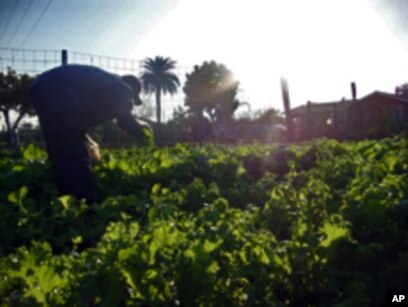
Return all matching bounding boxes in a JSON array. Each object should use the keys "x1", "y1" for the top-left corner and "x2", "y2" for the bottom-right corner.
[{"x1": 135, "y1": 0, "x2": 408, "y2": 110}]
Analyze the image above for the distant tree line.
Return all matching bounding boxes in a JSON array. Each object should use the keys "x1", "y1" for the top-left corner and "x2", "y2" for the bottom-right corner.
[
  {"x1": 395, "y1": 83, "x2": 408, "y2": 98},
  {"x1": 0, "y1": 57, "x2": 289, "y2": 148}
]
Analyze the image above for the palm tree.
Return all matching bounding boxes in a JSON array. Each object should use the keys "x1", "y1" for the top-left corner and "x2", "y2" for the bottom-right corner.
[{"x1": 141, "y1": 56, "x2": 180, "y2": 124}]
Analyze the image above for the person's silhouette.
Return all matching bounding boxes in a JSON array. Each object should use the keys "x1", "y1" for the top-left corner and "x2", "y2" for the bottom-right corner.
[{"x1": 30, "y1": 64, "x2": 152, "y2": 203}]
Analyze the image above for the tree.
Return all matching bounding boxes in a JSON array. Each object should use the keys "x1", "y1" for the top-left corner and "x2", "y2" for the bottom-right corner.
[
  {"x1": 0, "y1": 68, "x2": 35, "y2": 146},
  {"x1": 395, "y1": 83, "x2": 408, "y2": 98},
  {"x1": 183, "y1": 61, "x2": 241, "y2": 123},
  {"x1": 141, "y1": 56, "x2": 180, "y2": 124},
  {"x1": 251, "y1": 107, "x2": 285, "y2": 125}
]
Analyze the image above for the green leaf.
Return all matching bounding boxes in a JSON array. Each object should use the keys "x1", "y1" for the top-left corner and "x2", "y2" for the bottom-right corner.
[
  {"x1": 184, "y1": 249, "x2": 195, "y2": 260},
  {"x1": 148, "y1": 206, "x2": 158, "y2": 222},
  {"x1": 320, "y1": 223, "x2": 349, "y2": 247},
  {"x1": 72, "y1": 236, "x2": 83, "y2": 244},
  {"x1": 145, "y1": 269, "x2": 158, "y2": 281},
  {"x1": 203, "y1": 239, "x2": 222, "y2": 253},
  {"x1": 152, "y1": 183, "x2": 161, "y2": 194},
  {"x1": 58, "y1": 195, "x2": 72, "y2": 210},
  {"x1": 34, "y1": 265, "x2": 67, "y2": 296},
  {"x1": 129, "y1": 222, "x2": 139, "y2": 240},
  {"x1": 206, "y1": 261, "x2": 219, "y2": 274},
  {"x1": 141, "y1": 127, "x2": 155, "y2": 148},
  {"x1": 8, "y1": 186, "x2": 28, "y2": 204},
  {"x1": 22, "y1": 144, "x2": 47, "y2": 161}
]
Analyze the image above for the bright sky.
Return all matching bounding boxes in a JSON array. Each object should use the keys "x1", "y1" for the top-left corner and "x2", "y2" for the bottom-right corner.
[{"x1": 1, "y1": 0, "x2": 408, "y2": 114}]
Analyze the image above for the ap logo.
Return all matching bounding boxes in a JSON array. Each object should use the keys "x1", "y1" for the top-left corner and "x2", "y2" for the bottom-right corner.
[{"x1": 392, "y1": 295, "x2": 405, "y2": 303}]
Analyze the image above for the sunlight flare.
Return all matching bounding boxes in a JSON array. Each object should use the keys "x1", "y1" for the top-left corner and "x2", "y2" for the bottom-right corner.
[{"x1": 135, "y1": 0, "x2": 408, "y2": 110}]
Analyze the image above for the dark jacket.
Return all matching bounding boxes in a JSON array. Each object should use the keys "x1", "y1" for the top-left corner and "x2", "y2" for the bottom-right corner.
[{"x1": 30, "y1": 64, "x2": 135, "y2": 128}]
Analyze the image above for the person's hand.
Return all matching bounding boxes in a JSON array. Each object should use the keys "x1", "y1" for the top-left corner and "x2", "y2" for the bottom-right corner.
[
  {"x1": 116, "y1": 112, "x2": 154, "y2": 146},
  {"x1": 85, "y1": 134, "x2": 101, "y2": 164}
]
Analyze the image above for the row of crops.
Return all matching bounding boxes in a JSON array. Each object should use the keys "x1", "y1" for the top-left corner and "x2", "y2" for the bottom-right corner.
[{"x1": 0, "y1": 137, "x2": 407, "y2": 306}]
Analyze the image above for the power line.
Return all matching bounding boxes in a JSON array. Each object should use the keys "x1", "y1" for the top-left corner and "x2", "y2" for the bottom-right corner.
[
  {"x1": 5, "y1": 0, "x2": 34, "y2": 47},
  {"x1": 0, "y1": 0, "x2": 20, "y2": 43},
  {"x1": 20, "y1": 0, "x2": 53, "y2": 47}
]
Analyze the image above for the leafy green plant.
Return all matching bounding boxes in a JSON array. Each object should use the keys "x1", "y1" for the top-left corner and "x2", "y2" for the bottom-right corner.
[{"x1": 0, "y1": 137, "x2": 407, "y2": 305}]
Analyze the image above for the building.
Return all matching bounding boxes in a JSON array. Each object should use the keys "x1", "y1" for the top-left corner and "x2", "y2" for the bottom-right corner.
[{"x1": 290, "y1": 91, "x2": 408, "y2": 141}]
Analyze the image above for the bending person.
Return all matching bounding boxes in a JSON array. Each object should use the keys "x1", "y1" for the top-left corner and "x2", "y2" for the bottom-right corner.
[{"x1": 30, "y1": 64, "x2": 152, "y2": 203}]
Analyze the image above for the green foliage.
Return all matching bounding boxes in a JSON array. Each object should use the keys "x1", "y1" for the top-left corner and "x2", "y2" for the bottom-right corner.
[
  {"x1": 0, "y1": 137, "x2": 407, "y2": 305},
  {"x1": 142, "y1": 126, "x2": 155, "y2": 148}
]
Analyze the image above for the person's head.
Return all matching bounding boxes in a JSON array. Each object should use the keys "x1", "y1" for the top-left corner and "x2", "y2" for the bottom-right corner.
[{"x1": 122, "y1": 75, "x2": 143, "y2": 106}]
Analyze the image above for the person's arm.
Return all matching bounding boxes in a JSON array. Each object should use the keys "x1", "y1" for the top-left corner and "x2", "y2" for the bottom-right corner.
[{"x1": 116, "y1": 111, "x2": 151, "y2": 140}]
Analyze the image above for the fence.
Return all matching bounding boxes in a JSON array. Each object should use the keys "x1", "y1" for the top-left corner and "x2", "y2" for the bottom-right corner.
[
  {"x1": 0, "y1": 47, "x2": 190, "y2": 122},
  {"x1": 0, "y1": 48, "x2": 61, "y2": 74}
]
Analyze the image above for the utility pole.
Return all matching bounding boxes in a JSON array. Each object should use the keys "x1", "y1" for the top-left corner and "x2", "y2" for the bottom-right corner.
[{"x1": 281, "y1": 78, "x2": 294, "y2": 142}]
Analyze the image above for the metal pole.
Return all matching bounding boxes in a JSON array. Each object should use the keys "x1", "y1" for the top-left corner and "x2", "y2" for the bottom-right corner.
[{"x1": 61, "y1": 49, "x2": 68, "y2": 66}]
